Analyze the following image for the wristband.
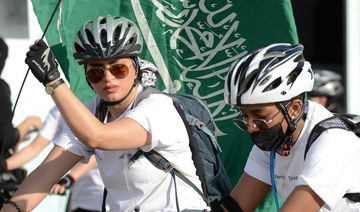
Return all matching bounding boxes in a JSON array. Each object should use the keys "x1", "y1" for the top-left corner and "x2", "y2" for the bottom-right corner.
[
  {"x1": 5, "y1": 199, "x2": 22, "y2": 212},
  {"x1": 210, "y1": 199, "x2": 225, "y2": 212},
  {"x1": 221, "y1": 194, "x2": 244, "y2": 212},
  {"x1": 45, "y1": 78, "x2": 65, "y2": 95}
]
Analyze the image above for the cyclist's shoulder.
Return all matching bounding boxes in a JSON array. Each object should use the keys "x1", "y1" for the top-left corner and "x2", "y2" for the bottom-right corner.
[
  {"x1": 134, "y1": 87, "x2": 173, "y2": 108},
  {"x1": 0, "y1": 78, "x2": 9, "y2": 90}
]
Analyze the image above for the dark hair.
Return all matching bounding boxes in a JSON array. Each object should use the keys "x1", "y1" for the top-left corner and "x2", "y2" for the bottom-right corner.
[
  {"x1": 281, "y1": 93, "x2": 306, "y2": 107},
  {"x1": 0, "y1": 37, "x2": 9, "y2": 75}
]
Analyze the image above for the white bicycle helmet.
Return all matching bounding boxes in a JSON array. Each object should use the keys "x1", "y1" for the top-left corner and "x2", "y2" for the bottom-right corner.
[
  {"x1": 310, "y1": 69, "x2": 344, "y2": 97},
  {"x1": 73, "y1": 15, "x2": 143, "y2": 65},
  {"x1": 224, "y1": 43, "x2": 314, "y2": 105}
]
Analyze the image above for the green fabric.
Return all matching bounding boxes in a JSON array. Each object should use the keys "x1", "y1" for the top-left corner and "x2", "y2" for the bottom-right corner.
[{"x1": 31, "y1": 0, "x2": 298, "y2": 210}]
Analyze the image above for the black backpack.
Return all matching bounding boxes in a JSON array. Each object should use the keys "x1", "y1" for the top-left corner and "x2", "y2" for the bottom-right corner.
[
  {"x1": 97, "y1": 87, "x2": 232, "y2": 211},
  {"x1": 305, "y1": 113, "x2": 360, "y2": 202}
]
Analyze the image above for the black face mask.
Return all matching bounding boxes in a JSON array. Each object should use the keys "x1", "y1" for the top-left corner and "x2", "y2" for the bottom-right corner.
[{"x1": 250, "y1": 122, "x2": 285, "y2": 151}]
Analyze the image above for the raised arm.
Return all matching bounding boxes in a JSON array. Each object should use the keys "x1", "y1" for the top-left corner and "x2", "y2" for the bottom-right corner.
[
  {"x1": 25, "y1": 40, "x2": 151, "y2": 151},
  {"x1": 0, "y1": 146, "x2": 82, "y2": 212}
]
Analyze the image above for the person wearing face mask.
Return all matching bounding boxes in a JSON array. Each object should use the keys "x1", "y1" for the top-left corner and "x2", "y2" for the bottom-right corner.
[{"x1": 219, "y1": 43, "x2": 360, "y2": 212}]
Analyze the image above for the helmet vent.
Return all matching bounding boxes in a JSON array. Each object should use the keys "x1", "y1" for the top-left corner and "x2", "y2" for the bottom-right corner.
[
  {"x1": 85, "y1": 29, "x2": 96, "y2": 46},
  {"x1": 245, "y1": 73, "x2": 257, "y2": 91},
  {"x1": 263, "y1": 77, "x2": 281, "y2": 92},
  {"x1": 74, "y1": 42, "x2": 85, "y2": 53},
  {"x1": 100, "y1": 29, "x2": 107, "y2": 46},
  {"x1": 293, "y1": 54, "x2": 304, "y2": 62},
  {"x1": 125, "y1": 35, "x2": 137, "y2": 47},
  {"x1": 260, "y1": 75, "x2": 271, "y2": 86},
  {"x1": 114, "y1": 25, "x2": 121, "y2": 41},
  {"x1": 264, "y1": 51, "x2": 284, "y2": 60},
  {"x1": 129, "y1": 37, "x2": 135, "y2": 44},
  {"x1": 287, "y1": 67, "x2": 302, "y2": 85},
  {"x1": 100, "y1": 17, "x2": 107, "y2": 24}
]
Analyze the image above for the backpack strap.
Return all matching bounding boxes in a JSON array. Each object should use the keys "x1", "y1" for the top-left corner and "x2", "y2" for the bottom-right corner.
[
  {"x1": 304, "y1": 115, "x2": 349, "y2": 160},
  {"x1": 183, "y1": 110, "x2": 220, "y2": 151},
  {"x1": 103, "y1": 87, "x2": 219, "y2": 209},
  {"x1": 128, "y1": 87, "x2": 212, "y2": 208},
  {"x1": 170, "y1": 94, "x2": 221, "y2": 152},
  {"x1": 131, "y1": 86, "x2": 218, "y2": 200},
  {"x1": 305, "y1": 114, "x2": 360, "y2": 203},
  {"x1": 128, "y1": 149, "x2": 209, "y2": 209},
  {"x1": 101, "y1": 188, "x2": 108, "y2": 212},
  {"x1": 172, "y1": 105, "x2": 213, "y2": 202},
  {"x1": 344, "y1": 193, "x2": 360, "y2": 203},
  {"x1": 134, "y1": 87, "x2": 218, "y2": 151},
  {"x1": 98, "y1": 87, "x2": 157, "y2": 212}
]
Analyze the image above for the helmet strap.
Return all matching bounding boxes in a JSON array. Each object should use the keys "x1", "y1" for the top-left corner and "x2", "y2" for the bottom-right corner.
[{"x1": 277, "y1": 101, "x2": 304, "y2": 156}]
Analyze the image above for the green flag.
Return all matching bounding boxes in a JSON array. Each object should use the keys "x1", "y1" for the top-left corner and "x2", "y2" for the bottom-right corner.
[{"x1": 31, "y1": 0, "x2": 298, "y2": 210}]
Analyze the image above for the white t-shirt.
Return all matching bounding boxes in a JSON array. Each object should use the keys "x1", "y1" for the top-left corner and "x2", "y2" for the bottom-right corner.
[
  {"x1": 245, "y1": 100, "x2": 360, "y2": 211},
  {"x1": 39, "y1": 106, "x2": 106, "y2": 211},
  {"x1": 70, "y1": 164, "x2": 105, "y2": 211},
  {"x1": 54, "y1": 88, "x2": 208, "y2": 211}
]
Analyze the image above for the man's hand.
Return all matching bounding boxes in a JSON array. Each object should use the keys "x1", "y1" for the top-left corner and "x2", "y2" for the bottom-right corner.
[
  {"x1": 17, "y1": 116, "x2": 42, "y2": 142},
  {"x1": 25, "y1": 39, "x2": 60, "y2": 85}
]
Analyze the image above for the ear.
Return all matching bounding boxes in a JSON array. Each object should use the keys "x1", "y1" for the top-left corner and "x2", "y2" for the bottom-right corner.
[{"x1": 288, "y1": 99, "x2": 303, "y2": 121}]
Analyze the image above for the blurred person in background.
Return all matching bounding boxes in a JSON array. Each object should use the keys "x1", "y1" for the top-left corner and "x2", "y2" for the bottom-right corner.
[
  {"x1": 4, "y1": 105, "x2": 106, "y2": 212},
  {"x1": 0, "y1": 37, "x2": 42, "y2": 205},
  {"x1": 308, "y1": 69, "x2": 346, "y2": 113}
]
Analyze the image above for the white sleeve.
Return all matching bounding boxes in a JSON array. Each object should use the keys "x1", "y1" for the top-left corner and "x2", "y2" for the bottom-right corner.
[
  {"x1": 124, "y1": 93, "x2": 188, "y2": 153},
  {"x1": 38, "y1": 106, "x2": 66, "y2": 141},
  {"x1": 53, "y1": 98, "x2": 100, "y2": 163},
  {"x1": 54, "y1": 125, "x2": 94, "y2": 163},
  {"x1": 244, "y1": 145, "x2": 271, "y2": 185}
]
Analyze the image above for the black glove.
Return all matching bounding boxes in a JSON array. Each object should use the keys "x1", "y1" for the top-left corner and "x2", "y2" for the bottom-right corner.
[
  {"x1": 58, "y1": 174, "x2": 75, "y2": 188},
  {"x1": 219, "y1": 195, "x2": 244, "y2": 212},
  {"x1": 25, "y1": 40, "x2": 60, "y2": 85},
  {"x1": 56, "y1": 174, "x2": 75, "y2": 195}
]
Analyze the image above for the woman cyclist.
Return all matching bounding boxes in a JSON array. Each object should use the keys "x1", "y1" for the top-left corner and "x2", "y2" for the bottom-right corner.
[
  {"x1": 1, "y1": 15, "x2": 208, "y2": 212},
  {"x1": 220, "y1": 43, "x2": 360, "y2": 212}
]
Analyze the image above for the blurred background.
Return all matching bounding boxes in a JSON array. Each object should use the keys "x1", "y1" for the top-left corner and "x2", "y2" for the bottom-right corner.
[
  {"x1": 292, "y1": 0, "x2": 359, "y2": 114},
  {"x1": 0, "y1": 0, "x2": 359, "y2": 211}
]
